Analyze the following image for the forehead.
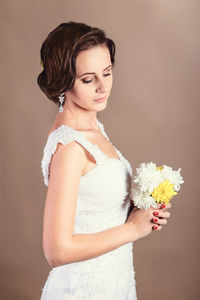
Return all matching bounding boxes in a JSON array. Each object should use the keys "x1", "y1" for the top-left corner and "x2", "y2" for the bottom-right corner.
[{"x1": 75, "y1": 45, "x2": 111, "y2": 74}]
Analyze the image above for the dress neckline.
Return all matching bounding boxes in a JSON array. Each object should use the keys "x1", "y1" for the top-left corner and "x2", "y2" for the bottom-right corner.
[{"x1": 48, "y1": 119, "x2": 122, "y2": 162}]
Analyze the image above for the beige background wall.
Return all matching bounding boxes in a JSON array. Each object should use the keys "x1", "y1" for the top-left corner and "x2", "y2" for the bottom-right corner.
[{"x1": 1, "y1": 0, "x2": 199, "y2": 299}]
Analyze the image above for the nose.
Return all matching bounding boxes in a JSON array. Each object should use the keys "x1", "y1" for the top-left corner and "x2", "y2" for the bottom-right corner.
[{"x1": 95, "y1": 78, "x2": 107, "y2": 93}]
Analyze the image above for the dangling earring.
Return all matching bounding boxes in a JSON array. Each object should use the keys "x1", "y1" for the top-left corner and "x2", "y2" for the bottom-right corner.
[{"x1": 58, "y1": 93, "x2": 65, "y2": 113}]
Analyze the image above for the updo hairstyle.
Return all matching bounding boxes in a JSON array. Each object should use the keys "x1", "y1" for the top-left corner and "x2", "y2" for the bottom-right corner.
[{"x1": 37, "y1": 21, "x2": 116, "y2": 107}]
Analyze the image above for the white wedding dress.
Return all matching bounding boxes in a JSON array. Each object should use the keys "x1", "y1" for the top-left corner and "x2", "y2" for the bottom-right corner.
[{"x1": 40, "y1": 119, "x2": 137, "y2": 299}]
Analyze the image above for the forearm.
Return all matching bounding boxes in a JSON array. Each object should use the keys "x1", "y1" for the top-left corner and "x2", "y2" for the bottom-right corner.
[{"x1": 52, "y1": 222, "x2": 138, "y2": 267}]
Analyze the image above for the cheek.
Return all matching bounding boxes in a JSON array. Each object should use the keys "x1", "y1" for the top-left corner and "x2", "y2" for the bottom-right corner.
[
  {"x1": 71, "y1": 82, "x2": 93, "y2": 101},
  {"x1": 76, "y1": 84, "x2": 93, "y2": 98},
  {"x1": 107, "y1": 77, "x2": 113, "y2": 91}
]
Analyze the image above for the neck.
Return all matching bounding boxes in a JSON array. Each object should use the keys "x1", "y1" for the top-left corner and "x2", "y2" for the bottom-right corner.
[{"x1": 55, "y1": 99, "x2": 99, "y2": 130}]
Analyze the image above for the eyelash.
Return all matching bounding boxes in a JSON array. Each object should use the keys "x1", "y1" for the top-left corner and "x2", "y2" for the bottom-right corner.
[{"x1": 82, "y1": 73, "x2": 112, "y2": 84}]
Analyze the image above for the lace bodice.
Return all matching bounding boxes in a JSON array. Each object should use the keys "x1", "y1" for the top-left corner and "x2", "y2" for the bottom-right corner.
[{"x1": 40, "y1": 119, "x2": 137, "y2": 300}]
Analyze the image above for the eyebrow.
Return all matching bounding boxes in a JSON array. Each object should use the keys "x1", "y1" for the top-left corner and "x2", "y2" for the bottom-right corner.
[{"x1": 78, "y1": 64, "x2": 112, "y2": 78}]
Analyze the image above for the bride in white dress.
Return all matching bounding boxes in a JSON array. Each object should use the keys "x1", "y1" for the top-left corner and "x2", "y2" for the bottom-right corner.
[{"x1": 38, "y1": 21, "x2": 171, "y2": 299}]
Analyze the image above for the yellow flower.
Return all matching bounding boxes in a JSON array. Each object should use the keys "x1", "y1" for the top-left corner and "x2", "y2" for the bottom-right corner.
[
  {"x1": 156, "y1": 166, "x2": 163, "y2": 171},
  {"x1": 40, "y1": 61, "x2": 44, "y2": 70},
  {"x1": 151, "y1": 180, "x2": 177, "y2": 204}
]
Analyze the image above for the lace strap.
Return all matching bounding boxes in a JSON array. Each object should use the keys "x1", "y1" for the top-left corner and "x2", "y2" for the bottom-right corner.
[
  {"x1": 98, "y1": 120, "x2": 133, "y2": 178},
  {"x1": 97, "y1": 119, "x2": 110, "y2": 141},
  {"x1": 41, "y1": 125, "x2": 106, "y2": 186}
]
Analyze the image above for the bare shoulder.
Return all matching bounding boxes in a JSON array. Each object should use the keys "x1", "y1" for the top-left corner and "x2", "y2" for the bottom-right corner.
[{"x1": 48, "y1": 140, "x2": 88, "y2": 187}]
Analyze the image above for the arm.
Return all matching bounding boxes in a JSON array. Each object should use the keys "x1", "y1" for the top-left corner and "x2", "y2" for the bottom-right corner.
[{"x1": 42, "y1": 141, "x2": 138, "y2": 268}]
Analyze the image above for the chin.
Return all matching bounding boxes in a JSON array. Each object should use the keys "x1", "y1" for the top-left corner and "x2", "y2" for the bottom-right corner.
[{"x1": 93, "y1": 101, "x2": 107, "y2": 112}]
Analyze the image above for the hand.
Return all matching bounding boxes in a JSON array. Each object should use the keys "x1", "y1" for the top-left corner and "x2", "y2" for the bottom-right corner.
[{"x1": 126, "y1": 202, "x2": 172, "y2": 241}]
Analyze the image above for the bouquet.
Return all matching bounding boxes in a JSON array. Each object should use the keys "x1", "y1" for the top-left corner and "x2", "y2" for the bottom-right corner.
[{"x1": 130, "y1": 162, "x2": 184, "y2": 210}]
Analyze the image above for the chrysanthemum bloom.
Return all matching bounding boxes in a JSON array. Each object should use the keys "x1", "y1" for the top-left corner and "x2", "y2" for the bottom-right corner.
[{"x1": 151, "y1": 179, "x2": 177, "y2": 204}]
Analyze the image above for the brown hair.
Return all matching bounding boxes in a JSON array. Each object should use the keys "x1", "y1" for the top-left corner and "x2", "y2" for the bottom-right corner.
[{"x1": 37, "y1": 21, "x2": 116, "y2": 106}]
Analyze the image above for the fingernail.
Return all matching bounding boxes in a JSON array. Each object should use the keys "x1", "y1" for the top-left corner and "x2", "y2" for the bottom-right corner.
[
  {"x1": 153, "y1": 218, "x2": 158, "y2": 222},
  {"x1": 161, "y1": 204, "x2": 166, "y2": 209},
  {"x1": 154, "y1": 226, "x2": 158, "y2": 230},
  {"x1": 153, "y1": 212, "x2": 159, "y2": 216}
]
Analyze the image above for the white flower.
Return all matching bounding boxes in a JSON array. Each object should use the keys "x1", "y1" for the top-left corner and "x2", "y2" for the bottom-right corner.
[
  {"x1": 130, "y1": 187, "x2": 157, "y2": 210},
  {"x1": 133, "y1": 162, "x2": 162, "y2": 193},
  {"x1": 160, "y1": 166, "x2": 184, "y2": 191}
]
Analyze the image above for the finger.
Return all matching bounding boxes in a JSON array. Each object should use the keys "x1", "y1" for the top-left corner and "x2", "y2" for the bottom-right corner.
[
  {"x1": 157, "y1": 218, "x2": 168, "y2": 225},
  {"x1": 153, "y1": 211, "x2": 170, "y2": 218},
  {"x1": 152, "y1": 202, "x2": 172, "y2": 211},
  {"x1": 159, "y1": 203, "x2": 172, "y2": 211},
  {"x1": 162, "y1": 203, "x2": 172, "y2": 209},
  {"x1": 152, "y1": 217, "x2": 159, "y2": 224},
  {"x1": 152, "y1": 215, "x2": 168, "y2": 225},
  {"x1": 152, "y1": 224, "x2": 162, "y2": 231},
  {"x1": 166, "y1": 203, "x2": 172, "y2": 209},
  {"x1": 152, "y1": 217, "x2": 167, "y2": 225}
]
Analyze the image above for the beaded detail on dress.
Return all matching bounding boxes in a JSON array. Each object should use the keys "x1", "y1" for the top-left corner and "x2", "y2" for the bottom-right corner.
[{"x1": 40, "y1": 119, "x2": 137, "y2": 300}]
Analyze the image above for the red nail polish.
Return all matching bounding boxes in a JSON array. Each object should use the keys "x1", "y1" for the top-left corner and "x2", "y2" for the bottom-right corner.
[
  {"x1": 154, "y1": 226, "x2": 158, "y2": 230},
  {"x1": 161, "y1": 204, "x2": 166, "y2": 209},
  {"x1": 153, "y1": 212, "x2": 159, "y2": 216},
  {"x1": 154, "y1": 218, "x2": 158, "y2": 222}
]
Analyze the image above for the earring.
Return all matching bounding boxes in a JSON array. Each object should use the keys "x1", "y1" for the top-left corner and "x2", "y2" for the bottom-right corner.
[{"x1": 58, "y1": 93, "x2": 65, "y2": 112}]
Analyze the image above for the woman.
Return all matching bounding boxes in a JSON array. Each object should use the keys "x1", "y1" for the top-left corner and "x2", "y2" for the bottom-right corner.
[{"x1": 38, "y1": 21, "x2": 171, "y2": 299}]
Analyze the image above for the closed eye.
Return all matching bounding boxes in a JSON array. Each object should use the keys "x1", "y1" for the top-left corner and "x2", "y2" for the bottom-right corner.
[{"x1": 82, "y1": 73, "x2": 112, "y2": 84}]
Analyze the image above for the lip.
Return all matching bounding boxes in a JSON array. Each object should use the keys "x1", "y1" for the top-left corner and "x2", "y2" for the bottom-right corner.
[{"x1": 94, "y1": 96, "x2": 106, "y2": 102}]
